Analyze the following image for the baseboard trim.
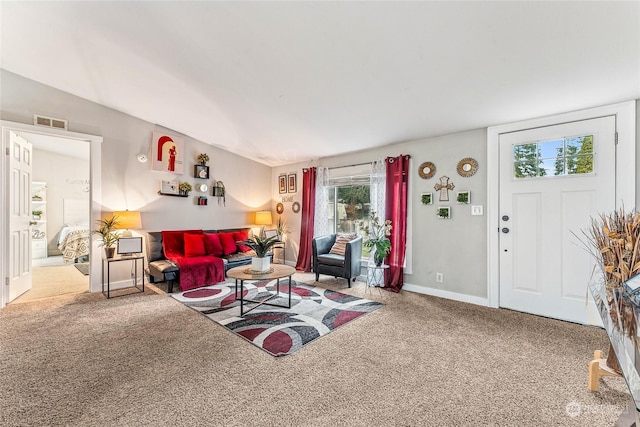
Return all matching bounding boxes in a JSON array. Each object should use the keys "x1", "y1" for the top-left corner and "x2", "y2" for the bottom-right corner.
[{"x1": 402, "y1": 282, "x2": 489, "y2": 307}]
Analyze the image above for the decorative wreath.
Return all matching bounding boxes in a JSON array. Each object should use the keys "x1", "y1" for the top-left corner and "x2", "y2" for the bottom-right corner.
[
  {"x1": 456, "y1": 158, "x2": 478, "y2": 177},
  {"x1": 276, "y1": 203, "x2": 284, "y2": 214},
  {"x1": 418, "y1": 161, "x2": 436, "y2": 179},
  {"x1": 292, "y1": 201, "x2": 301, "y2": 214}
]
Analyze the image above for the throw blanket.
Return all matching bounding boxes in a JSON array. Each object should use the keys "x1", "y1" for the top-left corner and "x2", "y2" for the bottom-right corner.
[
  {"x1": 58, "y1": 228, "x2": 90, "y2": 263},
  {"x1": 162, "y1": 230, "x2": 225, "y2": 291}
]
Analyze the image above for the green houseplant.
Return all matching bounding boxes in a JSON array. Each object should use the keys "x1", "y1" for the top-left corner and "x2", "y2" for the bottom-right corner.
[
  {"x1": 93, "y1": 215, "x2": 120, "y2": 258},
  {"x1": 359, "y1": 211, "x2": 392, "y2": 266},
  {"x1": 242, "y1": 235, "x2": 279, "y2": 272},
  {"x1": 32, "y1": 210, "x2": 43, "y2": 219},
  {"x1": 197, "y1": 153, "x2": 210, "y2": 165}
]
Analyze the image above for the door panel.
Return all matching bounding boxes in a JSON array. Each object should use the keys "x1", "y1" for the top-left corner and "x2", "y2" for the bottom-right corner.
[
  {"x1": 8, "y1": 131, "x2": 32, "y2": 302},
  {"x1": 499, "y1": 116, "x2": 615, "y2": 324}
]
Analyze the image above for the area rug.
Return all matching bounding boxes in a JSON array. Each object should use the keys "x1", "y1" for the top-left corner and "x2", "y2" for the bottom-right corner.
[
  {"x1": 74, "y1": 263, "x2": 89, "y2": 276},
  {"x1": 171, "y1": 279, "x2": 383, "y2": 356}
]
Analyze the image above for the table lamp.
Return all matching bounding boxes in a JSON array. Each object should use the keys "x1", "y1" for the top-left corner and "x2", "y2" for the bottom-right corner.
[
  {"x1": 114, "y1": 210, "x2": 142, "y2": 237},
  {"x1": 255, "y1": 210, "x2": 273, "y2": 238}
]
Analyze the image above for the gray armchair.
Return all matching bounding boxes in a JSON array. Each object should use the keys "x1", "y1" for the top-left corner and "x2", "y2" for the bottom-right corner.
[{"x1": 312, "y1": 234, "x2": 362, "y2": 287}]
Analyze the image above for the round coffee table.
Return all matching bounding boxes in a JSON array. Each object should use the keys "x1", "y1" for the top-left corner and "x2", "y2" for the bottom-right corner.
[{"x1": 226, "y1": 264, "x2": 296, "y2": 316}]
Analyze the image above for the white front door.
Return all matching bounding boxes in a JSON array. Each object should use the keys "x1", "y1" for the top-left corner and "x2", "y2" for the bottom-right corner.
[
  {"x1": 8, "y1": 131, "x2": 33, "y2": 302},
  {"x1": 499, "y1": 116, "x2": 616, "y2": 324}
]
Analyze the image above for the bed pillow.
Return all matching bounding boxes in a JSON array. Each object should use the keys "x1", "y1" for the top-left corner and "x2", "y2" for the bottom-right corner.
[
  {"x1": 204, "y1": 233, "x2": 224, "y2": 256},
  {"x1": 218, "y1": 232, "x2": 238, "y2": 255},
  {"x1": 184, "y1": 233, "x2": 206, "y2": 257},
  {"x1": 233, "y1": 230, "x2": 252, "y2": 252},
  {"x1": 329, "y1": 232, "x2": 357, "y2": 256}
]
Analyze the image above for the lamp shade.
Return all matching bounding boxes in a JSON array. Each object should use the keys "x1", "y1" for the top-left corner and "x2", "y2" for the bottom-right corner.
[
  {"x1": 255, "y1": 211, "x2": 273, "y2": 225},
  {"x1": 114, "y1": 210, "x2": 142, "y2": 230}
]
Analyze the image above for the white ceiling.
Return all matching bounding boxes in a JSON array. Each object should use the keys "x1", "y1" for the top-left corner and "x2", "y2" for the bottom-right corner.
[{"x1": 1, "y1": 1, "x2": 639, "y2": 167}]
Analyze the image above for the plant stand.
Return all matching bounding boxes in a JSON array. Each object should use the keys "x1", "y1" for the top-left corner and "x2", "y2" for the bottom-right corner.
[{"x1": 588, "y1": 349, "x2": 621, "y2": 392}]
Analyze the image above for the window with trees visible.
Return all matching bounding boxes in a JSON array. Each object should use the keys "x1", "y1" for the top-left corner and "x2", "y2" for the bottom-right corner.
[
  {"x1": 513, "y1": 135, "x2": 594, "y2": 178},
  {"x1": 328, "y1": 183, "x2": 370, "y2": 233}
]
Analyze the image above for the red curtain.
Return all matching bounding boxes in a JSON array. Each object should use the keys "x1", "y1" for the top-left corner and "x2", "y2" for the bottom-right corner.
[
  {"x1": 295, "y1": 167, "x2": 317, "y2": 272},
  {"x1": 384, "y1": 155, "x2": 410, "y2": 292}
]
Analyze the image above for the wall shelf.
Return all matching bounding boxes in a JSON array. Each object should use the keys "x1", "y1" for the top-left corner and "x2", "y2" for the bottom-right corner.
[{"x1": 158, "y1": 191, "x2": 189, "y2": 198}]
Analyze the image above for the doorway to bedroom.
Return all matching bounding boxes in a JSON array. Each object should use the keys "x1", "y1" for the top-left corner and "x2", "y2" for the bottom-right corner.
[{"x1": 10, "y1": 131, "x2": 90, "y2": 304}]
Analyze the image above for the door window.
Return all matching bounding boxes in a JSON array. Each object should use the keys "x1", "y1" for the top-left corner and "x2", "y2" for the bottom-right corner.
[{"x1": 513, "y1": 135, "x2": 594, "y2": 178}]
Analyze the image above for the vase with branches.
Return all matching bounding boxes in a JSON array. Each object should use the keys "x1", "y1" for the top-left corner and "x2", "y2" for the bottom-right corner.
[{"x1": 582, "y1": 207, "x2": 640, "y2": 373}]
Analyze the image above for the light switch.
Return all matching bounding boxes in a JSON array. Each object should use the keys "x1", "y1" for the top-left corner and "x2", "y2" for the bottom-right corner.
[{"x1": 471, "y1": 205, "x2": 483, "y2": 216}]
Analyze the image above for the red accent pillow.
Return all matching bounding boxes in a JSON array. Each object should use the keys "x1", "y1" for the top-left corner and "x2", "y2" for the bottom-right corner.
[
  {"x1": 233, "y1": 230, "x2": 252, "y2": 252},
  {"x1": 184, "y1": 233, "x2": 206, "y2": 257},
  {"x1": 204, "y1": 233, "x2": 224, "y2": 256},
  {"x1": 218, "y1": 232, "x2": 237, "y2": 255}
]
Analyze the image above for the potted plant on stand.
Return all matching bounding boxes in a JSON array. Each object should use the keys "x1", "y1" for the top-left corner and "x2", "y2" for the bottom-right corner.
[
  {"x1": 179, "y1": 182, "x2": 192, "y2": 196},
  {"x1": 359, "y1": 211, "x2": 392, "y2": 266},
  {"x1": 93, "y1": 215, "x2": 120, "y2": 258},
  {"x1": 242, "y1": 235, "x2": 280, "y2": 272},
  {"x1": 197, "y1": 153, "x2": 210, "y2": 165}
]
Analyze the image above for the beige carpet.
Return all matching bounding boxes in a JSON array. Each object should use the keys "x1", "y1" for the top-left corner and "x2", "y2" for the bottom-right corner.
[
  {"x1": 0, "y1": 273, "x2": 630, "y2": 426},
  {"x1": 11, "y1": 259, "x2": 88, "y2": 304}
]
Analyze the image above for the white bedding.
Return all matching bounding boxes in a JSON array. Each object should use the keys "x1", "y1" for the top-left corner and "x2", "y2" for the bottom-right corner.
[{"x1": 57, "y1": 225, "x2": 90, "y2": 263}]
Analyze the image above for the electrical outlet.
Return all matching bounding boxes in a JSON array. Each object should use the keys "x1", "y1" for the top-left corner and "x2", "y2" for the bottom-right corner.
[{"x1": 436, "y1": 272, "x2": 443, "y2": 283}]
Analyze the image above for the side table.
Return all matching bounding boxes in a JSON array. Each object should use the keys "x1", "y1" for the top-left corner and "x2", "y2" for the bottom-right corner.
[
  {"x1": 102, "y1": 255, "x2": 145, "y2": 299},
  {"x1": 366, "y1": 263, "x2": 388, "y2": 293},
  {"x1": 272, "y1": 241, "x2": 286, "y2": 264}
]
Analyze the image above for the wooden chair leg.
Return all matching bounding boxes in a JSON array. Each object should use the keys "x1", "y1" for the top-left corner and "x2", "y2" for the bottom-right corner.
[{"x1": 588, "y1": 349, "x2": 620, "y2": 392}]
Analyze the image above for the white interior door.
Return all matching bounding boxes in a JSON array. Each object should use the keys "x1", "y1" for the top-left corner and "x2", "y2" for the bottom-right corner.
[
  {"x1": 8, "y1": 131, "x2": 33, "y2": 302},
  {"x1": 499, "y1": 116, "x2": 616, "y2": 324}
]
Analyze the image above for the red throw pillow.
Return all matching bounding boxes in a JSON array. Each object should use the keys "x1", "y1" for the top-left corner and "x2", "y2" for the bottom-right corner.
[
  {"x1": 218, "y1": 232, "x2": 237, "y2": 255},
  {"x1": 204, "y1": 233, "x2": 224, "y2": 256},
  {"x1": 184, "y1": 233, "x2": 206, "y2": 257},
  {"x1": 233, "y1": 230, "x2": 252, "y2": 252}
]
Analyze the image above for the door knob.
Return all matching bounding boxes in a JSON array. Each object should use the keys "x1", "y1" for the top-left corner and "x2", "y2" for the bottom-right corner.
[
  {"x1": 502, "y1": 215, "x2": 510, "y2": 221},
  {"x1": 502, "y1": 228, "x2": 510, "y2": 233}
]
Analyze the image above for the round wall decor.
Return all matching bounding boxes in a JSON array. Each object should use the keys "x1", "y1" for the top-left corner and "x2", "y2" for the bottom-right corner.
[
  {"x1": 418, "y1": 161, "x2": 436, "y2": 179},
  {"x1": 456, "y1": 158, "x2": 478, "y2": 177},
  {"x1": 276, "y1": 202, "x2": 284, "y2": 214},
  {"x1": 292, "y1": 201, "x2": 301, "y2": 214}
]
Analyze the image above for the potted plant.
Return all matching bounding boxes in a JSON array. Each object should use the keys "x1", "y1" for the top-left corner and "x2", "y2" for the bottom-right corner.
[
  {"x1": 179, "y1": 182, "x2": 192, "y2": 195},
  {"x1": 276, "y1": 216, "x2": 289, "y2": 241},
  {"x1": 93, "y1": 215, "x2": 120, "y2": 258},
  {"x1": 242, "y1": 235, "x2": 280, "y2": 272},
  {"x1": 196, "y1": 153, "x2": 210, "y2": 165},
  {"x1": 359, "y1": 211, "x2": 392, "y2": 266},
  {"x1": 32, "y1": 210, "x2": 43, "y2": 220}
]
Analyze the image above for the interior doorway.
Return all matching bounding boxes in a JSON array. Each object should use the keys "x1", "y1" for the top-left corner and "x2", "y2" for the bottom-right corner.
[
  {"x1": 10, "y1": 131, "x2": 91, "y2": 304},
  {"x1": 1, "y1": 121, "x2": 103, "y2": 309}
]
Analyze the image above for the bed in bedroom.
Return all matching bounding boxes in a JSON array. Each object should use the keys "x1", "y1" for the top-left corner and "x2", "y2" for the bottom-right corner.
[{"x1": 57, "y1": 199, "x2": 90, "y2": 263}]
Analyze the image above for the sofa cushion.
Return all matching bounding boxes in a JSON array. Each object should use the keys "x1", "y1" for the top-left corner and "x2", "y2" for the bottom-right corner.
[
  {"x1": 219, "y1": 232, "x2": 238, "y2": 255},
  {"x1": 204, "y1": 233, "x2": 224, "y2": 256},
  {"x1": 184, "y1": 233, "x2": 206, "y2": 257},
  {"x1": 329, "y1": 232, "x2": 357, "y2": 256},
  {"x1": 233, "y1": 230, "x2": 252, "y2": 252}
]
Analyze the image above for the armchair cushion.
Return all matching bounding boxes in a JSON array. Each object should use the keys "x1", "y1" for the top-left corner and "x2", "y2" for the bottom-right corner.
[{"x1": 329, "y1": 232, "x2": 357, "y2": 256}]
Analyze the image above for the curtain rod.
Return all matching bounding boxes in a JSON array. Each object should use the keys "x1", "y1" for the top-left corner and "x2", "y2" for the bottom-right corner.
[{"x1": 328, "y1": 161, "x2": 372, "y2": 170}]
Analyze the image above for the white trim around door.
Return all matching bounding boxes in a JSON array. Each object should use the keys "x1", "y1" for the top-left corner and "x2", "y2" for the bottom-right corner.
[
  {"x1": 1, "y1": 121, "x2": 103, "y2": 309},
  {"x1": 486, "y1": 101, "x2": 636, "y2": 316}
]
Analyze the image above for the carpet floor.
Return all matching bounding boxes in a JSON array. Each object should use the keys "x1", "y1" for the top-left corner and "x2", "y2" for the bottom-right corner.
[{"x1": 0, "y1": 272, "x2": 630, "y2": 426}]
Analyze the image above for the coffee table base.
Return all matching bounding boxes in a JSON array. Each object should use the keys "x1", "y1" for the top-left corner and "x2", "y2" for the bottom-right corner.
[{"x1": 234, "y1": 276, "x2": 292, "y2": 316}]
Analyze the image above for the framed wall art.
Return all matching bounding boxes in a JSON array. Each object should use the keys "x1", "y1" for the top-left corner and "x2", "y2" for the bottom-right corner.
[
  {"x1": 152, "y1": 132, "x2": 184, "y2": 174},
  {"x1": 420, "y1": 193, "x2": 433, "y2": 205},
  {"x1": 288, "y1": 173, "x2": 297, "y2": 193},
  {"x1": 279, "y1": 174, "x2": 287, "y2": 194}
]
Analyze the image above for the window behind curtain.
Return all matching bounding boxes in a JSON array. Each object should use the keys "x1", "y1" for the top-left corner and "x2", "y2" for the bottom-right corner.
[{"x1": 325, "y1": 164, "x2": 371, "y2": 238}]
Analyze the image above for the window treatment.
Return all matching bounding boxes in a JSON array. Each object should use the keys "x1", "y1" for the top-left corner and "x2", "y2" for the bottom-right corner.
[
  {"x1": 384, "y1": 154, "x2": 410, "y2": 292},
  {"x1": 370, "y1": 159, "x2": 386, "y2": 226},
  {"x1": 314, "y1": 167, "x2": 330, "y2": 238},
  {"x1": 295, "y1": 167, "x2": 317, "y2": 272}
]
